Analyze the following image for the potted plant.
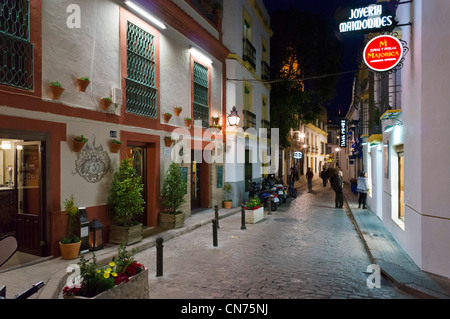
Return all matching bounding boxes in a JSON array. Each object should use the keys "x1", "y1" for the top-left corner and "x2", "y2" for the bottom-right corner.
[
  {"x1": 76, "y1": 77, "x2": 90, "y2": 92},
  {"x1": 72, "y1": 135, "x2": 88, "y2": 152},
  {"x1": 164, "y1": 136, "x2": 173, "y2": 148},
  {"x1": 244, "y1": 196, "x2": 264, "y2": 224},
  {"x1": 160, "y1": 162, "x2": 187, "y2": 229},
  {"x1": 212, "y1": 116, "x2": 221, "y2": 126},
  {"x1": 185, "y1": 117, "x2": 192, "y2": 128},
  {"x1": 59, "y1": 195, "x2": 81, "y2": 260},
  {"x1": 100, "y1": 97, "x2": 113, "y2": 111},
  {"x1": 163, "y1": 112, "x2": 172, "y2": 123},
  {"x1": 223, "y1": 183, "x2": 232, "y2": 209},
  {"x1": 110, "y1": 139, "x2": 122, "y2": 153},
  {"x1": 174, "y1": 106, "x2": 183, "y2": 116},
  {"x1": 62, "y1": 243, "x2": 148, "y2": 299},
  {"x1": 107, "y1": 158, "x2": 145, "y2": 245},
  {"x1": 50, "y1": 81, "x2": 65, "y2": 100}
]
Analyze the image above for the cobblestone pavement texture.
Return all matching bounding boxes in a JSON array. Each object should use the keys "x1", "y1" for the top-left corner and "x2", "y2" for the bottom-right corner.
[{"x1": 137, "y1": 180, "x2": 412, "y2": 299}]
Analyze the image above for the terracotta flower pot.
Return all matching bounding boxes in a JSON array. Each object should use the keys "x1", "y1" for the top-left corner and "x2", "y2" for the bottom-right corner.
[
  {"x1": 164, "y1": 137, "x2": 173, "y2": 148},
  {"x1": 76, "y1": 78, "x2": 90, "y2": 92},
  {"x1": 100, "y1": 98, "x2": 112, "y2": 111},
  {"x1": 72, "y1": 139, "x2": 86, "y2": 152},
  {"x1": 213, "y1": 117, "x2": 220, "y2": 126},
  {"x1": 59, "y1": 241, "x2": 81, "y2": 260},
  {"x1": 223, "y1": 201, "x2": 232, "y2": 209},
  {"x1": 110, "y1": 142, "x2": 122, "y2": 153},
  {"x1": 50, "y1": 85, "x2": 65, "y2": 100},
  {"x1": 163, "y1": 113, "x2": 172, "y2": 123},
  {"x1": 185, "y1": 119, "x2": 192, "y2": 128},
  {"x1": 174, "y1": 107, "x2": 182, "y2": 116}
]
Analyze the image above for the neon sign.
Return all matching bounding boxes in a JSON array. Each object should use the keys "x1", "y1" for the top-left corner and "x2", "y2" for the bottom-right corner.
[
  {"x1": 338, "y1": 4, "x2": 395, "y2": 33},
  {"x1": 363, "y1": 35, "x2": 403, "y2": 72},
  {"x1": 340, "y1": 119, "x2": 347, "y2": 148}
]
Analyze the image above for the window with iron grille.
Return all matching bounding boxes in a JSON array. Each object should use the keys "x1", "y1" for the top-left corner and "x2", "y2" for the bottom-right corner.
[
  {"x1": 125, "y1": 21, "x2": 157, "y2": 118},
  {"x1": 0, "y1": 0, "x2": 34, "y2": 90},
  {"x1": 193, "y1": 61, "x2": 209, "y2": 128}
]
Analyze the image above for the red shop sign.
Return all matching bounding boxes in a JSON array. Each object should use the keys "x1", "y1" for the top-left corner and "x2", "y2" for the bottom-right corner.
[{"x1": 363, "y1": 35, "x2": 403, "y2": 72}]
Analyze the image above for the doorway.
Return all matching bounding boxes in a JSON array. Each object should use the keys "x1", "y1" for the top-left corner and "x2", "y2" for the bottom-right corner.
[{"x1": 0, "y1": 137, "x2": 46, "y2": 257}]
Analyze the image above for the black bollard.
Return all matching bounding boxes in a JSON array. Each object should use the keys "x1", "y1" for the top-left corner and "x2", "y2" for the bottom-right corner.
[
  {"x1": 267, "y1": 196, "x2": 272, "y2": 215},
  {"x1": 212, "y1": 219, "x2": 218, "y2": 247},
  {"x1": 214, "y1": 205, "x2": 220, "y2": 228},
  {"x1": 156, "y1": 237, "x2": 164, "y2": 277},
  {"x1": 241, "y1": 204, "x2": 246, "y2": 230}
]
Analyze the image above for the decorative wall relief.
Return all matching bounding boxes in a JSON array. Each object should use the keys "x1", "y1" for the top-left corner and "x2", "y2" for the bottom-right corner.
[{"x1": 73, "y1": 135, "x2": 113, "y2": 183}]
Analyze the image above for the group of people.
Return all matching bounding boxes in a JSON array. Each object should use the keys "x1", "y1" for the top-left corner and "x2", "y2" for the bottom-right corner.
[{"x1": 289, "y1": 164, "x2": 370, "y2": 210}]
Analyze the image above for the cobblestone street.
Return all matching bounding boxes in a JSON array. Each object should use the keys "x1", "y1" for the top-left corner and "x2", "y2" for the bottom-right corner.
[{"x1": 137, "y1": 180, "x2": 412, "y2": 299}]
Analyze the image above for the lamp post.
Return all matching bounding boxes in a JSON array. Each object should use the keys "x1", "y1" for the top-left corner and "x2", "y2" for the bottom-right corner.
[{"x1": 228, "y1": 106, "x2": 240, "y2": 126}]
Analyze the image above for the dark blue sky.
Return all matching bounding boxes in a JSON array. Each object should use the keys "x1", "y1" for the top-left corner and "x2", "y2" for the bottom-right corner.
[{"x1": 263, "y1": 0, "x2": 376, "y2": 120}]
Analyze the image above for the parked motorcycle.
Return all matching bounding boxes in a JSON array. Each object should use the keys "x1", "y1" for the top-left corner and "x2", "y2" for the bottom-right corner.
[
  {"x1": 0, "y1": 235, "x2": 45, "y2": 299},
  {"x1": 248, "y1": 180, "x2": 278, "y2": 211}
]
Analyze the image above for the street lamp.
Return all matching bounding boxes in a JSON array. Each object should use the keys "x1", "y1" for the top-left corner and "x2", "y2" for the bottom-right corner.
[{"x1": 228, "y1": 106, "x2": 240, "y2": 126}]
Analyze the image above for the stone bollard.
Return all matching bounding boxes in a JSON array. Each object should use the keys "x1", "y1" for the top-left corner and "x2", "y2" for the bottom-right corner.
[
  {"x1": 156, "y1": 237, "x2": 164, "y2": 277},
  {"x1": 241, "y1": 204, "x2": 246, "y2": 230},
  {"x1": 214, "y1": 205, "x2": 220, "y2": 228},
  {"x1": 212, "y1": 219, "x2": 218, "y2": 247}
]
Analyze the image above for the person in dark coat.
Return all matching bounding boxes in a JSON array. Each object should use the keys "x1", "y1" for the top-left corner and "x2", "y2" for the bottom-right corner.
[
  {"x1": 332, "y1": 170, "x2": 344, "y2": 208},
  {"x1": 320, "y1": 167, "x2": 328, "y2": 187}
]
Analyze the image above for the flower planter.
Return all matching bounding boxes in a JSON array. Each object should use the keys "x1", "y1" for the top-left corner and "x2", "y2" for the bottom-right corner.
[
  {"x1": 110, "y1": 142, "x2": 122, "y2": 153},
  {"x1": 100, "y1": 98, "x2": 112, "y2": 111},
  {"x1": 223, "y1": 201, "x2": 232, "y2": 209},
  {"x1": 109, "y1": 223, "x2": 143, "y2": 245},
  {"x1": 212, "y1": 117, "x2": 220, "y2": 126},
  {"x1": 64, "y1": 268, "x2": 149, "y2": 299},
  {"x1": 72, "y1": 139, "x2": 86, "y2": 152},
  {"x1": 174, "y1": 107, "x2": 182, "y2": 116},
  {"x1": 59, "y1": 241, "x2": 81, "y2": 260},
  {"x1": 159, "y1": 212, "x2": 185, "y2": 229},
  {"x1": 164, "y1": 137, "x2": 173, "y2": 148},
  {"x1": 76, "y1": 78, "x2": 90, "y2": 92},
  {"x1": 163, "y1": 113, "x2": 172, "y2": 123},
  {"x1": 245, "y1": 207, "x2": 264, "y2": 224},
  {"x1": 185, "y1": 119, "x2": 192, "y2": 128},
  {"x1": 50, "y1": 85, "x2": 65, "y2": 100}
]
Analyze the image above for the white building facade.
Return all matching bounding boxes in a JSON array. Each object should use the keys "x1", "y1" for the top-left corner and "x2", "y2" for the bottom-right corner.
[{"x1": 344, "y1": 0, "x2": 450, "y2": 279}]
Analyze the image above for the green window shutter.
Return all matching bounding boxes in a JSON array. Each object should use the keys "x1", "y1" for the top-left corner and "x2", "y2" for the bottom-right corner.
[
  {"x1": 0, "y1": 0, "x2": 34, "y2": 90},
  {"x1": 193, "y1": 61, "x2": 209, "y2": 128},
  {"x1": 125, "y1": 21, "x2": 157, "y2": 118}
]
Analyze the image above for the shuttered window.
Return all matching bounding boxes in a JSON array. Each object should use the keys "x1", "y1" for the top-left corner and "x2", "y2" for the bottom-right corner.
[
  {"x1": 0, "y1": 0, "x2": 34, "y2": 90},
  {"x1": 125, "y1": 21, "x2": 157, "y2": 118},
  {"x1": 193, "y1": 61, "x2": 209, "y2": 128}
]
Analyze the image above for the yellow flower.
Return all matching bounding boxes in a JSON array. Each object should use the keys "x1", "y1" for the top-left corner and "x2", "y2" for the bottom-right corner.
[
  {"x1": 111, "y1": 272, "x2": 118, "y2": 277},
  {"x1": 97, "y1": 270, "x2": 101, "y2": 273},
  {"x1": 109, "y1": 262, "x2": 115, "y2": 267},
  {"x1": 104, "y1": 271, "x2": 110, "y2": 279},
  {"x1": 107, "y1": 268, "x2": 112, "y2": 272}
]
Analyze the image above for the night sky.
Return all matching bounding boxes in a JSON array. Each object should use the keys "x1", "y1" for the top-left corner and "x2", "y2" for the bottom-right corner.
[{"x1": 263, "y1": 0, "x2": 377, "y2": 121}]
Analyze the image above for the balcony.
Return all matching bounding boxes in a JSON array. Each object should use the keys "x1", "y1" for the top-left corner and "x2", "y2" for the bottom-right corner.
[
  {"x1": 187, "y1": 0, "x2": 223, "y2": 28},
  {"x1": 261, "y1": 61, "x2": 270, "y2": 81},
  {"x1": 261, "y1": 119, "x2": 271, "y2": 140},
  {"x1": 243, "y1": 110, "x2": 256, "y2": 130},
  {"x1": 243, "y1": 38, "x2": 256, "y2": 70}
]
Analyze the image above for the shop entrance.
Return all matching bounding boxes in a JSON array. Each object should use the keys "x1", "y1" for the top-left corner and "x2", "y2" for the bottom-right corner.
[
  {"x1": 127, "y1": 145, "x2": 147, "y2": 226},
  {"x1": 0, "y1": 137, "x2": 45, "y2": 257}
]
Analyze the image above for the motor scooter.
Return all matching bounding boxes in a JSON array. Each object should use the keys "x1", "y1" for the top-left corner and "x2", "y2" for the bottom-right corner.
[
  {"x1": 0, "y1": 235, "x2": 45, "y2": 299},
  {"x1": 248, "y1": 180, "x2": 278, "y2": 211}
]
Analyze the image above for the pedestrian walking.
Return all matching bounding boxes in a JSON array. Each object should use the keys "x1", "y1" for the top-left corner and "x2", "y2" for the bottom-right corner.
[
  {"x1": 306, "y1": 167, "x2": 314, "y2": 192},
  {"x1": 328, "y1": 167, "x2": 336, "y2": 188},
  {"x1": 332, "y1": 170, "x2": 344, "y2": 208},
  {"x1": 357, "y1": 171, "x2": 369, "y2": 209},
  {"x1": 294, "y1": 162, "x2": 299, "y2": 181},
  {"x1": 320, "y1": 167, "x2": 328, "y2": 187}
]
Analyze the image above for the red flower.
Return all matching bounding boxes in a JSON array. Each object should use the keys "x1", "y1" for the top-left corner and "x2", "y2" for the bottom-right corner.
[
  {"x1": 62, "y1": 286, "x2": 82, "y2": 296},
  {"x1": 114, "y1": 273, "x2": 130, "y2": 285}
]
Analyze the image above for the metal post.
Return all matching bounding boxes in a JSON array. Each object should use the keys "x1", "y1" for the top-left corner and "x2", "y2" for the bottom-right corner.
[
  {"x1": 212, "y1": 219, "x2": 218, "y2": 247},
  {"x1": 267, "y1": 196, "x2": 272, "y2": 215},
  {"x1": 214, "y1": 204, "x2": 220, "y2": 228},
  {"x1": 156, "y1": 237, "x2": 164, "y2": 277},
  {"x1": 241, "y1": 204, "x2": 246, "y2": 230}
]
